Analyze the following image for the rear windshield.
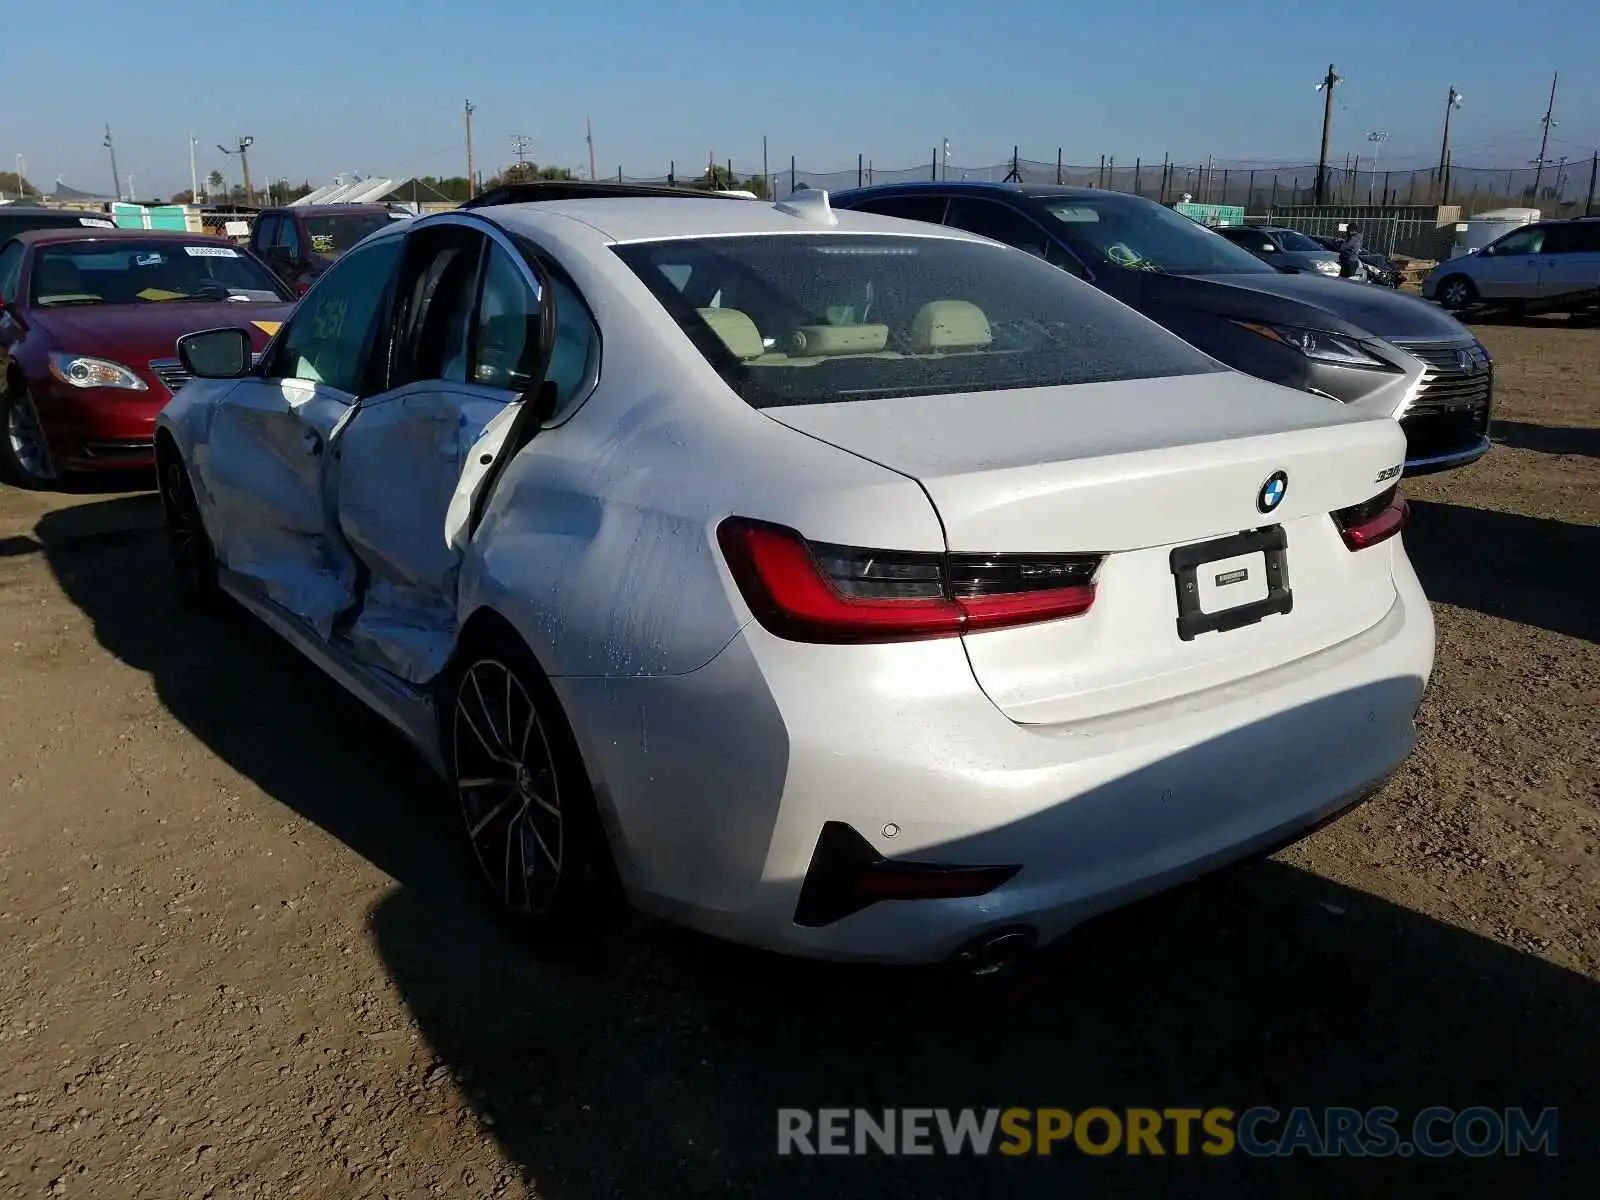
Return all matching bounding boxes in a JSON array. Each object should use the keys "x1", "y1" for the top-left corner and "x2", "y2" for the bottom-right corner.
[
  {"x1": 302, "y1": 212, "x2": 399, "y2": 255},
  {"x1": 612, "y1": 234, "x2": 1221, "y2": 408}
]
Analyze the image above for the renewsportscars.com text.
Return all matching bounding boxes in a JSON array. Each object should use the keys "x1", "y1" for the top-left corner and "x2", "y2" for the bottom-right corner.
[{"x1": 777, "y1": 1106, "x2": 1558, "y2": 1158}]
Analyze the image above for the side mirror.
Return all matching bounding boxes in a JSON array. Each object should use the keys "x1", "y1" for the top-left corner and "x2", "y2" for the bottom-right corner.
[{"x1": 178, "y1": 327, "x2": 254, "y2": 379}]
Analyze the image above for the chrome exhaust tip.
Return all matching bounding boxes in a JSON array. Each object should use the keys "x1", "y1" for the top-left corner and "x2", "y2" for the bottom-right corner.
[{"x1": 951, "y1": 925, "x2": 1038, "y2": 977}]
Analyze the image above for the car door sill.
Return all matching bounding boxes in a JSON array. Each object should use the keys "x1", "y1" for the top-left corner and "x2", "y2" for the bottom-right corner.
[{"x1": 219, "y1": 570, "x2": 446, "y2": 775}]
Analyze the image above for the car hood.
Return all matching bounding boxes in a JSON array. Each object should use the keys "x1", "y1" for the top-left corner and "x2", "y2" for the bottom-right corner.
[
  {"x1": 31, "y1": 302, "x2": 294, "y2": 360},
  {"x1": 1163, "y1": 270, "x2": 1469, "y2": 341}
]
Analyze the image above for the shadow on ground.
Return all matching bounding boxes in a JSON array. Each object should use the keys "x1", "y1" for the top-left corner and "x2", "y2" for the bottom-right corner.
[
  {"x1": 34, "y1": 494, "x2": 1598, "y2": 1198},
  {"x1": 1405, "y1": 500, "x2": 1600, "y2": 643},
  {"x1": 1491, "y1": 421, "x2": 1600, "y2": 459}
]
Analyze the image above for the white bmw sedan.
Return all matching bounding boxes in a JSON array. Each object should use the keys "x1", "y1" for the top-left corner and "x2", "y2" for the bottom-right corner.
[{"x1": 156, "y1": 184, "x2": 1433, "y2": 968}]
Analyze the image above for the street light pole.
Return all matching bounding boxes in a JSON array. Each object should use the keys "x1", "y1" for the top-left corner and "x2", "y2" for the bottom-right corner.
[
  {"x1": 15, "y1": 154, "x2": 24, "y2": 199},
  {"x1": 1366, "y1": 131, "x2": 1388, "y2": 205},
  {"x1": 190, "y1": 134, "x2": 199, "y2": 201}
]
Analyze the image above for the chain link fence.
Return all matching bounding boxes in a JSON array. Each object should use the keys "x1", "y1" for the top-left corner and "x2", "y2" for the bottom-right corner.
[{"x1": 617, "y1": 153, "x2": 1599, "y2": 217}]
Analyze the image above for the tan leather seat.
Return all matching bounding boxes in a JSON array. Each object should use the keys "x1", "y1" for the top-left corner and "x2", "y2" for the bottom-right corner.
[{"x1": 909, "y1": 300, "x2": 992, "y2": 353}]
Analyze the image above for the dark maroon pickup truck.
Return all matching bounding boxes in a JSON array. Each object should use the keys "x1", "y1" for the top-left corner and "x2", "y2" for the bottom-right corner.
[{"x1": 247, "y1": 204, "x2": 408, "y2": 294}]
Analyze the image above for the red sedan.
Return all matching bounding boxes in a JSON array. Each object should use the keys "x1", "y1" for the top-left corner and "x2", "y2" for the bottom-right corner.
[{"x1": 0, "y1": 228, "x2": 296, "y2": 487}]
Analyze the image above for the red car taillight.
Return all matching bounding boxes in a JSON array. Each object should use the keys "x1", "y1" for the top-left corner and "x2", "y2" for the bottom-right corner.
[
  {"x1": 716, "y1": 518, "x2": 1100, "y2": 644},
  {"x1": 1332, "y1": 485, "x2": 1409, "y2": 550}
]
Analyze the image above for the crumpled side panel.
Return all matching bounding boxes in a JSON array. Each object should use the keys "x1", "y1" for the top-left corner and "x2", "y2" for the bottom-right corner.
[
  {"x1": 194, "y1": 380, "x2": 357, "y2": 639},
  {"x1": 337, "y1": 388, "x2": 513, "y2": 684}
]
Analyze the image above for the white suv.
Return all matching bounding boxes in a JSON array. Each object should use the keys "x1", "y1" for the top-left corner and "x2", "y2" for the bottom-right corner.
[{"x1": 1424, "y1": 218, "x2": 1600, "y2": 312}]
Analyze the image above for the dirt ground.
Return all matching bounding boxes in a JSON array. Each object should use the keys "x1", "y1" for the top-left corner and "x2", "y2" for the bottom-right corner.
[{"x1": 1, "y1": 319, "x2": 1596, "y2": 1199}]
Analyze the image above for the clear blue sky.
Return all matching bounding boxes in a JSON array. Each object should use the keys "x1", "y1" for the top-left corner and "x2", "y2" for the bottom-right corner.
[{"x1": 10, "y1": 0, "x2": 1598, "y2": 198}]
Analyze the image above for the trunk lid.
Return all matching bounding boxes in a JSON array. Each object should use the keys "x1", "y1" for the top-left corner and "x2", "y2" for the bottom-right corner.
[{"x1": 764, "y1": 371, "x2": 1408, "y2": 723}]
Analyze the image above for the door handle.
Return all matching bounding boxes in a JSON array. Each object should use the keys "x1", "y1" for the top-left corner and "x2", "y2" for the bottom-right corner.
[{"x1": 302, "y1": 428, "x2": 323, "y2": 456}]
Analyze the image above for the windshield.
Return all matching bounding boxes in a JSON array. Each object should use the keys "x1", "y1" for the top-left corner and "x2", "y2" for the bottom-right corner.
[
  {"x1": 613, "y1": 234, "x2": 1221, "y2": 408},
  {"x1": 30, "y1": 240, "x2": 287, "y2": 306},
  {"x1": 1039, "y1": 195, "x2": 1274, "y2": 276},
  {"x1": 1270, "y1": 229, "x2": 1327, "y2": 253},
  {"x1": 302, "y1": 212, "x2": 396, "y2": 256}
]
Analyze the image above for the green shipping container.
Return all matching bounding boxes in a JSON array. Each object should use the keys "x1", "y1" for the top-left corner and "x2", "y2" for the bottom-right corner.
[
  {"x1": 110, "y1": 203, "x2": 193, "y2": 231},
  {"x1": 1172, "y1": 202, "x2": 1245, "y2": 228}
]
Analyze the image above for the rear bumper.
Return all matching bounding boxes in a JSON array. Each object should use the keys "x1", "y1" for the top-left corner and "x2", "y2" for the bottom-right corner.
[
  {"x1": 560, "y1": 546, "x2": 1435, "y2": 964},
  {"x1": 37, "y1": 384, "x2": 166, "y2": 470}
]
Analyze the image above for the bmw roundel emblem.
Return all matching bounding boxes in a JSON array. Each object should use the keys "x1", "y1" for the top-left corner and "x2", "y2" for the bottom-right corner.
[{"x1": 1257, "y1": 471, "x2": 1288, "y2": 514}]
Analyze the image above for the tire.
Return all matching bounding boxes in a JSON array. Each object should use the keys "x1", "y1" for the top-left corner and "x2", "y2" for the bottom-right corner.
[
  {"x1": 1437, "y1": 275, "x2": 1479, "y2": 311},
  {"x1": 444, "y1": 630, "x2": 621, "y2": 941},
  {"x1": 156, "y1": 441, "x2": 222, "y2": 610},
  {"x1": 0, "y1": 376, "x2": 61, "y2": 489}
]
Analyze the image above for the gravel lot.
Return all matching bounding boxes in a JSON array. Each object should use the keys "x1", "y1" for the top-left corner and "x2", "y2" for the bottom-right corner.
[{"x1": 1, "y1": 318, "x2": 1596, "y2": 1198}]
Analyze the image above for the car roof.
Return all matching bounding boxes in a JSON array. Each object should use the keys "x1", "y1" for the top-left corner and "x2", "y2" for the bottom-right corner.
[
  {"x1": 478, "y1": 194, "x2": 991, "y2": 245},
  {"x1": 0, "y1": 206, "x2": 94, "y2": 217},
  {"x1": 834, "y1": 180, "x2": 1139, "y2": 202},
  {"x1": 7, "y1": 227, "x2": 243, "y2": 249},
  {"x1": 272, "y1": 204, "x2": 395, "y2": 216}
]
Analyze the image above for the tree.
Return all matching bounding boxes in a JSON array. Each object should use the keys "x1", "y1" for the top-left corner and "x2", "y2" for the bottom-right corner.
[
  {"x1": 169, "y1": 189, "x2": 196, "y2": 204},
  {"x1": 207, "y1": 170, "x2": 225, "y2": 196},
  {"x1": 0, "y1": 171, "x2": 36, "y2": 198}
]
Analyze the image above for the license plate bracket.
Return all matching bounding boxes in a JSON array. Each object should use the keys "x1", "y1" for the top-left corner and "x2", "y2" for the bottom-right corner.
[{"x1": 1171, "y1": 525, "x2": 1292, "y2": 642}]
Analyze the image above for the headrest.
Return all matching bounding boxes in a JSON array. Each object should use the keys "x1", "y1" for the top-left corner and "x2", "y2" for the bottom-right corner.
[
  {"x1": 909, "y1": 300, "x2": 992, "y2": 352},
  {"x1": 37, "y1": 258, "x2": 84, "y2": 295},
  {"x1": 788, "y1": 324, "x2": 889, "y2": 356},
  {"x1": 698, "y1": 307, "x2": 764, "y2": 360}
]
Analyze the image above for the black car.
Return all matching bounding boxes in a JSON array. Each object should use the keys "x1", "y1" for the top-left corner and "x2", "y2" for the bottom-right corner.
[
  {"x1": 830, "y1": 182, "x2": 1488, "y2": 475},
  {"x1": 0, "y1": 205, "x2": 117, "y2": 243}
]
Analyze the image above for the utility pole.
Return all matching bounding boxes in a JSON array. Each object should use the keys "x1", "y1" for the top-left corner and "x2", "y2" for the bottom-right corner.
[
  {"x1": 585, "y1": 117, "x2": 597, "y2": 182},
  {"x1": 104, "y1": 124, "x2": 121, "y2": 201},
  {"x1": 510, "y1": 134, "x2": 532, "y2": 166},
  {"x1": 1437, "y1": 87, "x2": 1463, "y2": 198},
  {"x1": 1314, "y1": 63, "x2": 1341, "y2": 205},
  {"x1": 1532, "y1": 72, "x2": 1559, "y2": 199},
  {"x1": 464, "y1": 99, "x2": 477, "y2": 198},
  {"x1": 189, "y1": 134, "x2": 199, "y2": 201},
  {"x1": 217, "y1": 137, "x2": 254, "y2": 203}
]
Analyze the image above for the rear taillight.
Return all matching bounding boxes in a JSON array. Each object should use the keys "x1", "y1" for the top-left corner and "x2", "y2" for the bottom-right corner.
[
  {"x1": 1332, "y1": 485, "x2": 1409, "y2": 550},
  {"x1": 716, "y1": 518, "x2": 1100, "y2": 644}
]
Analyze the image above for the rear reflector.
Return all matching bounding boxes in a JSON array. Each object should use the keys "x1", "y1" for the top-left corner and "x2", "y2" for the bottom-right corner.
[
  {"x1": 717, "y1": 517, "x2": 1099, "y2": 644},
  {"x1": 1332, "y1": 485, "x2": 1409, "y2": 550},
  {"x1": 794, "y1": 821, "x2": 1021, "y2": 927}
]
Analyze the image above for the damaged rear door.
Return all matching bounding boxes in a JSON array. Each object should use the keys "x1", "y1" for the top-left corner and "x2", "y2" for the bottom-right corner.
[{"x1": 328, "y1": 218, "x2": 556, "y2": 684}]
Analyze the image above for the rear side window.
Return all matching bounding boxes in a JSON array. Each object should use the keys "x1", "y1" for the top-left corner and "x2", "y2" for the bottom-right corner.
[
  {"x1": 613, "y1": 234, "x2": 1219, "y2": 408},
  {"x1": 845, "y1": 195, "x2": 949, "y2": 224}
]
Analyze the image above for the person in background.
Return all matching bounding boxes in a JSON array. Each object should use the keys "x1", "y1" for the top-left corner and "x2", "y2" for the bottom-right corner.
[{"x1": 1338, "y1": 224, "x2": 1365, "y2": 279}]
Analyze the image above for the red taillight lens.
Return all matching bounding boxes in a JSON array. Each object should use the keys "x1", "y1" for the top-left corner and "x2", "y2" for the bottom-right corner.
[
  {"x1": 716, "y1": 518, "x2": 1099, "y2": 644},
  {"x1": 1332, "y1": 486, "x2": 1409, "y2": 550}
]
